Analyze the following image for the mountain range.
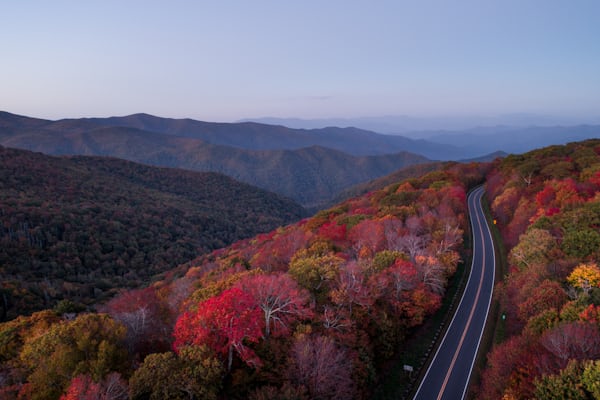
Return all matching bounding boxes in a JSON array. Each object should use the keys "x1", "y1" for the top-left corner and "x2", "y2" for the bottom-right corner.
[
  {"x1": 242, "y1": 116, "x2": 600, "y2": 155},
  {"x1": 241, "y1": 114, "x2": 600, "y2": 135},
  {"x1": 0, "y1": 112, "x2": 433, "y2": 208},
  {"x1": 2, "y1": 111, "x2": 597, "y2": 208}
]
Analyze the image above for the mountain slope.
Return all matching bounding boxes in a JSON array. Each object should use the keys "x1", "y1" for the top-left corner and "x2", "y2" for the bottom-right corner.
[
  {"x1": 330, "y1": 161, "x2": 448, "y2": 204},
  {"x1": 0, "y1": 146, "x2": 305, "y2": 320},
  {"x1": 0, "y1": 159, "x2": 487, "y2": 400},
  {"x1": 479, "y1": 139, "x2": 600, "y2": 399}
]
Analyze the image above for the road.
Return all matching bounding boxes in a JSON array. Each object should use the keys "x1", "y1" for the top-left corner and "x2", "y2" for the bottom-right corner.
[{"x1": 413, "y1": 185, "x2": 496, "y2": 400}]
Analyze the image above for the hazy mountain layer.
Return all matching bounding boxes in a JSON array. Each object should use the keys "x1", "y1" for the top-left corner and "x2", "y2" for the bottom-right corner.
[{"x1": 0, "y1": 112, "x2": 432, "y2": 208}]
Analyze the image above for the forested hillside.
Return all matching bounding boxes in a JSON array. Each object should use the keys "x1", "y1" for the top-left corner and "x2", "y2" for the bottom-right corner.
[
  {"x1": 0, "y1": 161, "x2": 487, "y2": 400},
  {"x1": 0, "y1": 146, "x2": 305, "y2": 320},
  {"x1": 478, "y1": 139, "x2": 600, "y2": 399}
]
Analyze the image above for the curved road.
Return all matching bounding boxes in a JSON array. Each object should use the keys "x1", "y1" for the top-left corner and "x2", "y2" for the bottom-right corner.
[{"x1": 413, "y1": 186, "x2": 495, "y2": 400}]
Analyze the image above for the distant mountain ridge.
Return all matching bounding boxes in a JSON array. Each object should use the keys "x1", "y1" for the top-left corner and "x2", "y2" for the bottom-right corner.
[
  {"x1": 241, "y1": 115, "x2": 600, "y2": 155},
  {"x1": 0, "y1": 111, "x2": 466, "y2": 159},
  {"x1": 240, "y1": 114, "x2": 600, "y2": 134},
  {"x1": 83, "y1": 112, "x2": 464, "y2": 159},
  {"x1": 0, "y1": 111, "x2": 433, "y2": 208}
]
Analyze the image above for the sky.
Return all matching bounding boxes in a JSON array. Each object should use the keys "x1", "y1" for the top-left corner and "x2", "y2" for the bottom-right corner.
[{"x1": 1, "y1": 0, "x2": 600, "y2": 123}]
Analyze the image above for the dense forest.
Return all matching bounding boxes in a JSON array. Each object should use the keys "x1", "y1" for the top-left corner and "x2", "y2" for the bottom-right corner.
[
  {"x1": 2, "y1": 138, "x2": 599, "y2": 399},
  {"x1": 478, "y1": 139, "x2": 600, "y2": 399},
  {"x1": 0, "y1": 161, "x2": 488, "y2": 399},
  {"x1": 0, "y1": 146, "x2": 305, "y2": 320}
]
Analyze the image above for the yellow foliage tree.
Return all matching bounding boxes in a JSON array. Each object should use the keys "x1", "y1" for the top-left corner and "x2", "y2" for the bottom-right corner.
[{"x1": 567, "y1": 263, "x2": 600, "y2": 294}]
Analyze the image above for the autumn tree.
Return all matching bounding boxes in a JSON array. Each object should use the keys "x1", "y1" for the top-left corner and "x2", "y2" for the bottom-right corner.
[
  {"x1": 533, "y1": 360, "x2": 588, "y2": 400},
  {"x1": 101, "y1": 287, "x2": 171, "y2": 356},
  {"x1": 19, "y1": 314, "x2": 129, "y2": 400},
  {"x1": 562, "y1": 229, "x2": 600, "y2": 259},
  {"x1": 479, "y1": 336, "x2": 528, "y2": 400},
  {"x1": 61, "y1": 372, "x2": 128, "y2": 400},
  {"x1": 287, "y1": 334, "x2": 354, "y2": 400},
  {"x1": 235, "y1": 273, "x2": 313, "y2": 338},
  {"x1": 415, "y1": 255, "x2": 447, "y2": 294},
  {"x1": 508, "y1": 228, "x2": 556, "y2": 269},
  {"x1": 581, "y1": 360, "x2": 600, "y2": 399},
  {"x1": 128, "y1": 346, "x2": 223, "y2": 400},
  {"x1": 567, "y1": 263, "x2": 600, "y2": 295},
  {"x1": 348, "y1": 218, "x2": 385, "y2": 258},
  {"x1": 517, "y1": 279, "x2": 567, "y2": 323},
  {"x1": 330, "y1": 260, "x2": 373, "y2": 314},
  {"x1": 381, "y1": 258, "x2": 418, "y2": 300},
  {"x1": 541, "y1": 322, "x2": 600, "y2": 370},
  {"x1": 288, "y1": 250, "x2": 343, "y2": 304},
  {"x1": 173, "y1": 287, "x2": 263, "y2": 371}
]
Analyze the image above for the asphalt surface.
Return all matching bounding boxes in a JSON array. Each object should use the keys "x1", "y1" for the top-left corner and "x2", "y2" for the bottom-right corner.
[{"x1": 413, "y1": 186, "x2": 496, "y2": 400}]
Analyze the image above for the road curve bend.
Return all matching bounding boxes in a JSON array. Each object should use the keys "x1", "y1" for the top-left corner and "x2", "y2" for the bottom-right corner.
[{"x1": 413, "y1": 185, "x2": 496, "y2": 400}]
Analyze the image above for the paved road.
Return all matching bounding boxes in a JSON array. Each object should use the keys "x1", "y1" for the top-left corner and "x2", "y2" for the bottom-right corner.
[{"x1": 413, "y1": 186, "x2": 495, "y2": 400}]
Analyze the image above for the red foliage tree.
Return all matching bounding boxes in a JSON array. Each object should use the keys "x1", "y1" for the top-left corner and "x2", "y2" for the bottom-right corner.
[
  {"x1": 250, "y1": 229, "x2": 311, "y2": 272},
  {"x1": 61, "y1": 373, "x2": 127, "y2": 400},
  {"x1": 235, "y1": 273, "x2": 313, "y2": 338},
  {"x1": 348, "y1": 218, "x2": 385, "y2": 258},
  {"x1": 173, "y1": 287, "x2": 263, "y2": 371},
  {"x1": 517, "y1": 279, "x2": 567, "y2": 322},
  {"x1": 383, "y1": 258, "x2": 419, "y2": 300},
  {"x1": 479, "y1": 335, "x2": 532, "y2": 400},
  {"x1": 317, "y1": 221, "x2": 348, "y2": 245}
]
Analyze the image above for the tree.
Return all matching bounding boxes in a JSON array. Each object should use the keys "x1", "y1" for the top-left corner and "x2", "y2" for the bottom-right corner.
[
  {"x1": 541, "y1": 322, "x2": 600, "y2": 369},
  {"x1": 348, "y1": 218, "x2": 385, "y2": 259},
  {"x1": 562, "y1": 229, "x2": 600, "y2": 259},
  {"x1": 173, "y1": 287, "x2": 263, "y2": 371},
  {"x1": 61, "y1": 375, "x2": 101, "y2": 400},
  {"x1": 581, "y1": 360, "x2": 600, "y2": 399},
  {"x1": 509, "y1": 228, "x2": 555, "y2": 269},
  {"x1": 533, "y1": 360, "x2": 588, "y2": 400},
  {"x1": 415, "y1": 255, "x2": 446, "y2": 294},
  {"x1": 517, "y1": 280, "x2": 567, "y2": 323},
  {"x1": 288, "y1": 252, "x2": 343, "y2": 303},
  {"x1": 567, "y1": 263, "x2": 600, "y2": 295},
  {"x1": 100, "y1": 287, "x2": 170, "y2": 356},
  {"x1": 287, "y1": 334, "x2": 354, "y2": 400},
  {"x1": 19, "y1": 314, "x2": 129, "y2": 400},
  {"x1": 479, "y1": 336, "x2": 527, "y2": 400},
  {"x1": 383, "y1": 258, "x2": 418, "y2": 300},
  {"x1": 330, "y1": 261, "x2": 373, "y2": 314},
  {"x1": 128, "y1": 347, "x2": 223, "y2": 400},
  {"x1": 249, "y1": 383, "x2": 308, "y2": 400},
  {"x1": 235, "y1": 273, "x2": 313, "y2": 338},
  {"x1": 61, "y1": 373, "x2": 127, "y2": 400}
]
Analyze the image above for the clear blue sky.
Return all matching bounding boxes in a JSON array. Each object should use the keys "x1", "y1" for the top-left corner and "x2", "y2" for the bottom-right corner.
[{"x1": 1, "y1": 0, "x2": 599, "y2": 122}]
